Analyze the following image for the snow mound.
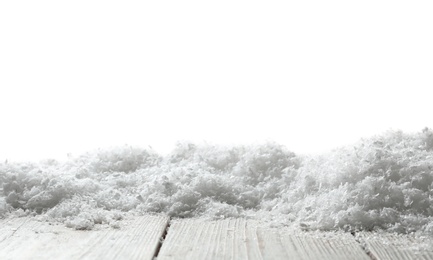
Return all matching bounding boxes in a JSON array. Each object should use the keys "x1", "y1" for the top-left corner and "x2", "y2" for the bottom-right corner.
[{"x1": 1, "y1": 129, "x2": 433, "y2": 234}]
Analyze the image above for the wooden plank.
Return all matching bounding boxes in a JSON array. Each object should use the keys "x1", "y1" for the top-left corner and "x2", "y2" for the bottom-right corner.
[
  {"x1": 357, "y1": 232, "x2": 433, "y2": 260},
  {"x1": 0, "y1": 215, "x2": 169, "y2": 260},
  {"x1": 157, "y1": 218, "x2": 370, "y2": 260},
  {"x1": 269, "y1": 229, "x2": 369, "y2": 260},
  {"x1": 0, "y1": 217, "x2": 29, "y2": 244},
  {"x1": 158, "y1": 218, "x2": 265, "y2": 259}
]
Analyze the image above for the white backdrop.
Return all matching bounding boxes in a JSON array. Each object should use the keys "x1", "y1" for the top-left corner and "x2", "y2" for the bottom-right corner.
[{"x1": 1, "y1": 1, "x2": 432, "y2": 161}]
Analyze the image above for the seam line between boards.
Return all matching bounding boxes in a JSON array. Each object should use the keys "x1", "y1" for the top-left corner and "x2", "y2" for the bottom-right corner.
[
  {"x1": 153, "y1": 217, "x2": 171, "y2": 259},
  {"x1": 350, "y1": 231, "x2": 378, "y2": 260}
]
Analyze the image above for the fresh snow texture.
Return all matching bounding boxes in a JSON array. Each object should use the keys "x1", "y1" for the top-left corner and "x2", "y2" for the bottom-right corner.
[{"x1": 1, "y1": 129, "x2": 433, "y2": 234}]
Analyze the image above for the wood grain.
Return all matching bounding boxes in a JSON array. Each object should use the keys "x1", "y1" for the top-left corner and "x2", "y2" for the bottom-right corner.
[
  {"x1": 358, "y1": 232, "x2": 433, "y2": 260},
  {"x1": 4, "y1": 216, "x2": 431, "y2": 260},
  {"x1": 0, "y1": 215, "x2": 169, "y2": 260},
  {"x1": 157, "y1": 218, "x2": 370, "y2": 260}
]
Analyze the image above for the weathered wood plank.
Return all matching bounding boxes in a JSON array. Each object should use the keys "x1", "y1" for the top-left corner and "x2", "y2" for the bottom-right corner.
[
  {"x1": 358, "y1": 232, "x2": 433, "y2": 260},
  {"x1": 0, "y1": 215, "x2": 169, "y2": 260},
  {"x1": 271, "y1": 229, "x2": 369, "y2": 260},
  {"x1": 158, "y1": 218, "x2": 247, "y2": 259},
  {"x1": 157, "y1": 218, "x2": 370, "y2": 260},
  {"x1": 0, "y1": 217, "x2": 29, "y2": 244}
]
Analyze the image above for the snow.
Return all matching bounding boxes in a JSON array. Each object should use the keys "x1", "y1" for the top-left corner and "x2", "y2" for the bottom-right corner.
[{"x1": 1, "y1": 129, "x2": 433, "y2": 234}]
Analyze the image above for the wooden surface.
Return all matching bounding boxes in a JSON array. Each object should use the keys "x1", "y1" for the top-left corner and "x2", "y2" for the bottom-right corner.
[
  {"x1": 157, "y1": 218, "x2": 370, "y2": 260},
  {"x1": 357, "y1": 232, "x2": 433, "y2": 260},
  {"x1": 0, "y1": 215, "x2": 169, "y2": 260},
  {"x1": 2, "y1": 216, "x2": 433, "y2": 259}
]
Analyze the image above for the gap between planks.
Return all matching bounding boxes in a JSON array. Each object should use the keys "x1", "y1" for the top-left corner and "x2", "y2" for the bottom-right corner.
[{"x1": 153, "y1": 216, "x2": 171, "y2": 259}]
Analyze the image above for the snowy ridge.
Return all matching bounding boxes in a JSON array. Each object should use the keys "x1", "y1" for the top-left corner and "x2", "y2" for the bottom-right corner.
[{"x1": 1, "y1": 129, "x2": 433, "y2": 234}]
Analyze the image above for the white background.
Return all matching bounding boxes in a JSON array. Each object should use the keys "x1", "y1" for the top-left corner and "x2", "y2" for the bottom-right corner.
[{"x1": 1, "y1": 1, "x2": 432, "y2": 161}]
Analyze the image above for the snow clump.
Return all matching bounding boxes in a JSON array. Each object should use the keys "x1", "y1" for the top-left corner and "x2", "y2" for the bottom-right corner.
[{"x1": 1, "y1": 129, "x2": 433, "y2": 234}]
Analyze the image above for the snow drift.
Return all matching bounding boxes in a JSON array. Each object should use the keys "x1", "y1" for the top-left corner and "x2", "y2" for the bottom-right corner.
[{"x1": 1, "y1": 129, "x2": 433, "y2": 234}]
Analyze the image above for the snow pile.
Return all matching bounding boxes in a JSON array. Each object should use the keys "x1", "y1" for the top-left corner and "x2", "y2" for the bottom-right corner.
[{"x1": 1, "y1": 129, "x2": 433, "y2": 233}]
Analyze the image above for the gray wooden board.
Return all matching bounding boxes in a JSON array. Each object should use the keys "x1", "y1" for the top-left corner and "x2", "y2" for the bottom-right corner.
[
  {"x1": 157, "y1": 218, "x2": 370, "y2": 260},
  {"x1": 4, "y1": 215, "x2": 432, "y2": 260},
  {"x1": 0, "y1": 215, "x2": 169, "y2": 260},
  {"x1": 357, "y1": 232, "x2": 433, "y2": 260},
  {"x1": 0, "y1": 217, "x2": 28, "y2": 244}
]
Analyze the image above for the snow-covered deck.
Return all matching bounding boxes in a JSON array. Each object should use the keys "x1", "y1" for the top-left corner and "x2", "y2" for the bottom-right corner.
[{"x1": 1, "y1": 216, "x2": 432, "y2": 260}]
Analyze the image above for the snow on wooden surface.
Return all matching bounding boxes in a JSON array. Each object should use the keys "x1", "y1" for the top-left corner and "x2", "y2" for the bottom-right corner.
[
  {"x1": 357, "y1": 232, "x2": 433, "y2": 260},
  {"x1": 157, "y1": 218, "x2": 370, "y2": 260},
  {"x1": 0, "y1": 215, "x2": 169, "y2": 260}
]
